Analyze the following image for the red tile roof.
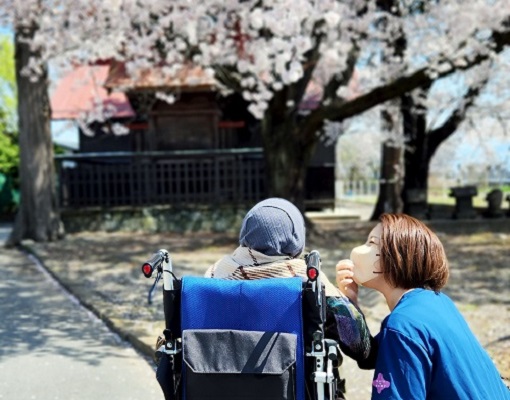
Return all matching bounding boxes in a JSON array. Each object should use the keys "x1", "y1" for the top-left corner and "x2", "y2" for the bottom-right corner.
[
  {"x1": 51, "y1": 62, "x2": 359, "y2": 120},
  {"x1": 104, "y1": 61, "x2": 216, "y2": 91},
  {"x1": 50, "y1": 64, "x2": 135, "y2": 120}
]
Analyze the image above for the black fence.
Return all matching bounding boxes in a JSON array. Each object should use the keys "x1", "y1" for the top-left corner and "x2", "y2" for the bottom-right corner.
[{"x1": 55, "y1": 149, "x2": 266, "y2": 208}]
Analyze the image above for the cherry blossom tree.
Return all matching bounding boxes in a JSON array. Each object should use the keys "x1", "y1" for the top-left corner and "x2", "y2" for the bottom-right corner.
[
  {"x1": 367, "y1": 0, "x2": 504, "y2": 219},
  {"x1": 401, "y1": 67, "x2": 490, "y2": 216},
  {"x1": 6, "y1": 18, "x2": 63, "y2": 244},
  {"x1": 429, "y1": 57, "x2": 510, "y2": 188},
  {"x1": 1, "y1": 0, "x2": 510, "y2": 242},
  {"x1": 1, "y1": 1, "x2": 117, "y2": 244}
]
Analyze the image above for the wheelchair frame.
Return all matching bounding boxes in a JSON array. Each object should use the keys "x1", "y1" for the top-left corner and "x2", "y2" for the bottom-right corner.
[{"x1": 142, "y1": 249, "x2": 340, "y2": 400}]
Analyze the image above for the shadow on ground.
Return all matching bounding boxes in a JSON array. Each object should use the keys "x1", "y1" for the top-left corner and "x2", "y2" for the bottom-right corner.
[
  {"x1": 22, "y1": 218, "x2": 510, "y2": 397},
  {"x1": 0, "y1": 251, "x2": 133, "y2": 365}
]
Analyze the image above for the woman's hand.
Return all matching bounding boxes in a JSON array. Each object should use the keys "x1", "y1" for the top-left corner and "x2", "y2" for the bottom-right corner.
[{"x1": 335, "y1": 259, "x2": 359, "y2": 304}]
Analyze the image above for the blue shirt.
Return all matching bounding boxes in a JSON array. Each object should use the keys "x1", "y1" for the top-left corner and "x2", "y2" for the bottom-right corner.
[{"x1": 372, "y1": 289, "x2": 509, "y2": 399}]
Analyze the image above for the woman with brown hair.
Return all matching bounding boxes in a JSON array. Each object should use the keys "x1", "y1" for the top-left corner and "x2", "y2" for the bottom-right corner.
[{"x1": 335, "y1": 213, "x2": 509, "y2": 399}]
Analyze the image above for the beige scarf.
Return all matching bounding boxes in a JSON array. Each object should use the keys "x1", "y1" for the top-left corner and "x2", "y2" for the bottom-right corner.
[{"x1": 205, "y1": 246, "x2": 341, "y2": 297}]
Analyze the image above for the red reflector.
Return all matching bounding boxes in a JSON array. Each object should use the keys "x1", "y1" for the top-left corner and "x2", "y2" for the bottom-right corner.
[
  {"x1": 142, "y1": 264, "x2": 153, "y2": 276},
  {"x1": 307, "y1": 267, "x2": 318, "y2": 280}
]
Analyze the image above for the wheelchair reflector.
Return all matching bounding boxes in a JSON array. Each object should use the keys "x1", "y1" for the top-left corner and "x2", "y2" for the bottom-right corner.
[
  {"x1": 142, "y1": 263, "x2": 154, "y2": 278},
  {"x1": 307, "y1": 267, "x2": 318, "y2": 281}
]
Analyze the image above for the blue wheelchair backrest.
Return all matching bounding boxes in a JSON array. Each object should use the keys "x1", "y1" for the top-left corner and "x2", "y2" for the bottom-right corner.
[{"x1": 181, "y1": 276, "x2": 305, "y2": 400}]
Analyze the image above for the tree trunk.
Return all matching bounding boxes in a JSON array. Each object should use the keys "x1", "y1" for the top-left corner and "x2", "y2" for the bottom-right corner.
[
  {"x1": 402, "y1": 145, "x2": 431, "y2": 219},
  {"x1": 7, "y1": 25, "x2": 63, "y2": 246},
  {"x1": 400, "y1": 77, "x2": 485, "y2": 219},
  {"x1": 401, "y1": 90, "x2": 430, "y2": 219},
  {"x1": 260, "y1": 113, "x2": 316, "y2": 212},
  {"x1": 370, "y1": 1, "x2": 405, "y2": 221},
  {"x1": 371, "y1": 141, "x2": 404, "y2": 220}
]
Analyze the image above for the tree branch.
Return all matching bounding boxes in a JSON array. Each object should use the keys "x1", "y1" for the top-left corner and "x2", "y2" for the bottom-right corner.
[{"x1": 302, "y1": 21, "x2": 510, "y2": 134}]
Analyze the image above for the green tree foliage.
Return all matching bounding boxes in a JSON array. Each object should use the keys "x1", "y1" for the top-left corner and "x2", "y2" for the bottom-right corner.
[
  {"x1": 0, "y1": 34, "x2": 18, "y2": 183},
  {"x1": 0, "y1": 113, "x2": 19, "y2": 178}
]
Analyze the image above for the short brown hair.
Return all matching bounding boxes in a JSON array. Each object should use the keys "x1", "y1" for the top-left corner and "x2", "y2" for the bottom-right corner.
[{"x1": 378, "y1": 213, "x2": 449, "y2": 291}]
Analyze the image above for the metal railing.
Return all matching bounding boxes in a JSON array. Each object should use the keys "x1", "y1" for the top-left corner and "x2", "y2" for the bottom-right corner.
[{"x1": 55, "y1": 149, "x2": 266, "y2": 208}]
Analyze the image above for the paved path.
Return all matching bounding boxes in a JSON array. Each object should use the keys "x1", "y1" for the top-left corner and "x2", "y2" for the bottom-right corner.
[{"x1": 0, "y1": 244, "x2": 163, "y2": 400}]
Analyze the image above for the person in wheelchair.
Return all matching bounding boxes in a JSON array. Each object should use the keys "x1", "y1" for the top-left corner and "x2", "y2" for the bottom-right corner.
[{"x1": 204, "y1": 198, "x2": 375, "y2": 398}]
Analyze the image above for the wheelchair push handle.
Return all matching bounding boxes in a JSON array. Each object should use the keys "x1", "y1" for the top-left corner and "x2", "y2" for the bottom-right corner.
[
  {"x1": 142, "y1": 249, "x2": 168, "y2": 278},
  {"x1": 305, "y1": 250, "x2": 321, "y2": 281},
  {"x1": 141, "y1": 249, "x2": 173, "y2": 305},
  {"x1": 305, "y1": 249, "x2": 324, "y2": 309}
]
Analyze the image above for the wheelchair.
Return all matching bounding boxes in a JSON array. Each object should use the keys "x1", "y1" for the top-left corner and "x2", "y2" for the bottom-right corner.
[{"x1": 142, "y1": 249, "x2": 342, "y2": 400}]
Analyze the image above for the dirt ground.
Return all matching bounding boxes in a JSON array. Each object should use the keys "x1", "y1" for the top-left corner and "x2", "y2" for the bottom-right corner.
[{"x1": 27, "y1": 217, "x2": 510, "y2": 399}]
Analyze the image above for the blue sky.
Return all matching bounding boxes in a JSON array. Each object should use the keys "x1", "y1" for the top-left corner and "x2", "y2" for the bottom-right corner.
[{"x1": 0, "y1": 26, "x2": 11, "y2": 35}]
